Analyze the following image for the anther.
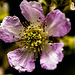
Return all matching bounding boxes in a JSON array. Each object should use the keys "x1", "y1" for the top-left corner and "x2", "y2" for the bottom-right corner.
[
  {"x1": 46, "y1": 31, "x2": 48, "y2": 34},
  {"x1": 33, "y1": 50, "x2": 36, "y2": 52},
  {"x1": 49, "y1": 43, "x2": 52, "y2": 46},
  {"x1": 26, "y1": 46, "x2": 28, "y2": 49},
  {"x1": 31, "y1": 55, "x2": 34, "y2": 58}
]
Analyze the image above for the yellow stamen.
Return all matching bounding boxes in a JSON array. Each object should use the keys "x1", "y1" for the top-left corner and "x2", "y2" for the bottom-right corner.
[
  {"x1": 46, "y1": 31, "x2": 48, "y2": 34},
  {"x1": 33, "y1": 50, "x2": 36, "y2": 52}
]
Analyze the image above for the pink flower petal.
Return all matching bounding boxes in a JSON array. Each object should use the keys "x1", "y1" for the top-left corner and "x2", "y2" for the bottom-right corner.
[
  {"x1": 20, "y1": 0, "x2": 45, "y2": 25},
  {"x1": 0, "y1": 16, "x2": 24, "y2": 43},
  {"x1": 45, "y1": 9, "x2": 71, "y2": 37},
  {"x1": 29, "y1": 1, "x2": 43, "y2": 13},
  {"x1": 40, "y1": 43, "x2": 64, "y2": 70},
  {"x1": 7, "y1": 47, "x2": 35, "y2": 72}
]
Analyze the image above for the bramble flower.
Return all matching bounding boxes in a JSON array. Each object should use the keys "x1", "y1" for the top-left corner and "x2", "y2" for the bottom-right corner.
[{"x1": 0, "y1": 0, "x2": 71, "y2": 72}]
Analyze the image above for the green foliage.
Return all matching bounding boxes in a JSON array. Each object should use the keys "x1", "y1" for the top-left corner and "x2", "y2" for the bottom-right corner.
[
  {"x1": 61, "y1": 36, "x2": 75, "y2": 55},
  {"x1": 38, "y1": 0, "x2": 74, "y2": 14},
  {"x1": 0, "y1": 1, "x2": 9, "y2": 21}
]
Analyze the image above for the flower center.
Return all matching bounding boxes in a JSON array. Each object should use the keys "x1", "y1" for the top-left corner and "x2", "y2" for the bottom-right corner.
[
  {"x1": 17, "y1": 24, "x2": 48, "y2": 60},
  {"x1": 24, "y1": 25, "x2": 47, "y2": 52}
]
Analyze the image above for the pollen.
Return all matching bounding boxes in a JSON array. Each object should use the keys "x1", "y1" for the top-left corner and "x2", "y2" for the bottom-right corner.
[
  {"x1": 19, "y1": 24, "x2": 48, "y2": 60},
  {"x1": 49, "y1": 43, "x2": 52, "y2": 46},
  {"x1": 33, "y1": 50, "x2": 36, "y2": 52},
  {"x1": 31, "y1": 55, "x2": 34, "y2": 58},
  {"x1": 46, "y1": 31, "x2": 48, "y2": 34}
]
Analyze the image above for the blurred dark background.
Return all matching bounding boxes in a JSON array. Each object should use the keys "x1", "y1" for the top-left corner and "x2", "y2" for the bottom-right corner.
[{"x1": 0, "y1": 0, "x2": 75, "y2": 75}]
